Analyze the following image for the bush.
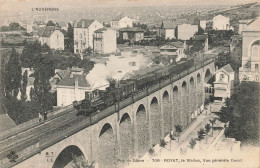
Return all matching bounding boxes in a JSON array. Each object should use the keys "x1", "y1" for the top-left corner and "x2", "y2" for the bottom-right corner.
[
  {"x1": 197, "y1": 128, "x2": 206, "y2": 141},
  {"x1": 159, "y1": 139, "x2": 167, "y2": 148},
  {"x1": 148, "y1": 148, "x2": 155, "y2": 155},
  {"x1": 189, "y1": 138, "x2": 197, "y2": 149}
]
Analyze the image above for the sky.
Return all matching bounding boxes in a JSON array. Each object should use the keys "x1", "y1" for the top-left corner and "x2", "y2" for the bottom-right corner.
[{"x1": 0, "y1": 0, "x2": 258, "y2": 12}]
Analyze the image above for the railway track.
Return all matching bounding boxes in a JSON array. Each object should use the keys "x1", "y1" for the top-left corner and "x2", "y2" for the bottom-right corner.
[{"x1": 0, "y1": 108, "x2": 80, "y2": 160}]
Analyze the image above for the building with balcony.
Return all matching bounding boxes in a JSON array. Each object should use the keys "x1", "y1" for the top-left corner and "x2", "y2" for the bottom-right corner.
[
  {"x1": 214, "y1": 64, "x2": 234, "y2": 102},
  {"x1": 110, "y1": 16, "x2": 133, "y2": 29},
  {"x1": 93, "y1": 28, "x2": 117, "y2": 54},
  {"x1": 239, "y1": 17, "x2": 260, "y2": 82},
  {"x1": 74, "y1": 19, "x2": 103, "y2": 56}
]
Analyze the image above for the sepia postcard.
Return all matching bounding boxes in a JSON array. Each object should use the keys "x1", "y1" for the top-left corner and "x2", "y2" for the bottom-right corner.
[{"x1": 0, "y1": 0, "x2": 259, "y2": 168}]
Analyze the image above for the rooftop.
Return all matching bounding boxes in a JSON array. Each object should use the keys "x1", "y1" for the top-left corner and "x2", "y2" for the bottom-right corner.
[
  {"x1": 56, "y1": 21, "x2": 67, "y2": 28},
  {"x1": 57, "y1": 73, "x2": 90, "y2": 88},
  {"x1": 221, "y1": 64, "x2": 234, "y2": 73},
  {"x1": 193, "y1": 34, "x2": 207, "y2": 41},
  {"x1": 94, "y1": 27, "x2": 109, "y2": 33},
  {"x1": 34, "y1": 21, "x2": 45, "y2": 25},
  {"x1": 55, "y1": 69, "x2": 70, "y2": 79},
  {"x1": 243, "y1": 17, "x2": 260, "y2": 32},
  {"x1": 37, "y1": 26, "x2": 61, "y2": 37},
  {"x1": 111, "y1": 15, "x2": 129, "y2": 21},
  {"x1": 161, "y1": 20, "x2": 176, "y2": 29},
  {"x1": 75, "y1": 19, "x2": 95, "y2": 28},
  {"x1": 161, "y1": 41, "x2": 184, "y2": 48}
]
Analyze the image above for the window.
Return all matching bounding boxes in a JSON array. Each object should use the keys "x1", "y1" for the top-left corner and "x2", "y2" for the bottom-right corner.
[
  {"x1": 254, "y1": 75, "x2": 259, "y2": 82},
  {"x1": 129, "y1": 61, "x2": 136, "y2": 66},
  {"x1": 220, "y1": 74, "x2": 225, "y2": 81},
  {"x1": 76, "y1": 30, "x2": 78, "y2": 35},
  {"x1": 255, "y1": 64, "x2": 259, "y2": 72},
  {"x1": 84, "y1": 31, "x2": 86, "y2": 36}
]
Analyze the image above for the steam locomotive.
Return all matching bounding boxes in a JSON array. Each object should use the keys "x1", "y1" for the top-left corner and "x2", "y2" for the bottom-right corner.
[{"x1": 73, "y1": 57, "x2": 194, "y2": 116}]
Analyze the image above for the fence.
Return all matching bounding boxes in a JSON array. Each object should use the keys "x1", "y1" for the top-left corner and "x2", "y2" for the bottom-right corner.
[{"x1": 0, "y1": 104, "x2": 74, "y2": 140}]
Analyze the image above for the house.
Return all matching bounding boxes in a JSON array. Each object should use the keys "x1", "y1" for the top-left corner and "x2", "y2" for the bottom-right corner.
[
  {"x1": 110, "y1": 16, "x2": 133, "y2": 29},
  {"x1": 193, "y1": 34, "x2": 208, "y2": 51},
  {"x1": 159, "y1": 21, "x2": 176, "y2": 40},
  {"x1": 212, "y1": 15, "x2": 230, "y2": 30},
  {"x1": 214, "y1": 64, "x2": 234, "y2": 102},
  {"x1": 177, "y1": 24, "x2": 198, "y2": 40},
  {"x1": 93, "y1": 27, "x2": 117, "y2": 54},
  {"x1": 56, "y1": 73, "x2": 90, "y2": 107},
  {"x1": 160, "y1": 41, "x2": 186, "y2": 62},
  {"x1": 239, "y1": 17, "x2": 260, "y2": 82},
  {"x1": 238, "y1": 19, "x2": 253, "y2": 34},
  {"x1": 74, "y1": 19, "x2": 103, "y2": 55},
  {"x1": 37, "y1": 26, "x2": 64, "y2": 50},
  {"x1": 118, "y1": 27, "x2": 144, "y2": 42},
  {"x1": 56, "y1": 65, "x2": 109, "y2": 106}
]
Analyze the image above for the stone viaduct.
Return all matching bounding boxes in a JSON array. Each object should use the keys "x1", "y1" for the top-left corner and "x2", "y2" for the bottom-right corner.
[{"x1": 13, "y1": 59, "x2": 215, "y2": 168}]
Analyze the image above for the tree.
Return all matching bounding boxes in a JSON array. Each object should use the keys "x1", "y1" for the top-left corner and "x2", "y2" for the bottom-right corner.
[
  {"x1": 251, "y1": 11, "x2": 257, "y2": 19},
  {"x1": 224, "y1": 82, "x2": 259, "y2": 144},
  {"x1": 216, "y1": 98, "x2": 233, "y2": 123},
  {"x1": 174, "y1": 124, "x2": 183, "y2": 143},
  {"x1": 209, "y1": 118, "x2": 216, "y2": 136},
  {"x1": 46, "y1": 20, "x2": 55, "y2": 26},
  {"x1": 20, "y1": 41, "x2": 51, "y2": 69},
  {"x1": 197, "y1": 128, "x2": 206, "y2": 141},
  {"x1": 33, "y1": 54, "x2": 55, "y2": 111},
  {"x1": 204, "y1": 98, "x2": 210, "y2": 109},
  {"x1": 66, "y1": 22, "x2": 74, "y2": 52},
  {"x1": 204, "y1": 123, "x2": 211, "y2": 143},
  {"x1": 30, "y1": 87, "x2": 34, "y2": 100},
  {"x1": 20, "y1": 70, "x2": 28, "y2": 101},
  {"x1": 9, "y1": 22, "x2": 24, "y2": 31},
  {"x1": 189, "y1": 138, "x2": 196, "y2": 149},
  {"x1": 3, "y1": 47, "x2": 22, "y2": 98}
]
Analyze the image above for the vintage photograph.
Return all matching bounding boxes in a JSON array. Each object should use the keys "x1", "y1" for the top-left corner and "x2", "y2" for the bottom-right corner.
[{"x1": 0, "y1": 0, "x2": 259, "y2": 168}]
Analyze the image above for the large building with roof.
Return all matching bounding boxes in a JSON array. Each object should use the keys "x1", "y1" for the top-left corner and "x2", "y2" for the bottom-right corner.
[
  {"x1": 37, "y1": 26, "x2": 64, "y2": 50},
  {"x1": 93, "y1": 27, "x2": 117, "y2": 54},
  {"x1": 110, "y1": 16, "x2": 133, "y2": 29},
  {"x1": 74, "y1": 19, "x2": 103, "y2": 56},
  {"x1": 239, "y1": 17, "x2": 260, "y2": 82}
]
